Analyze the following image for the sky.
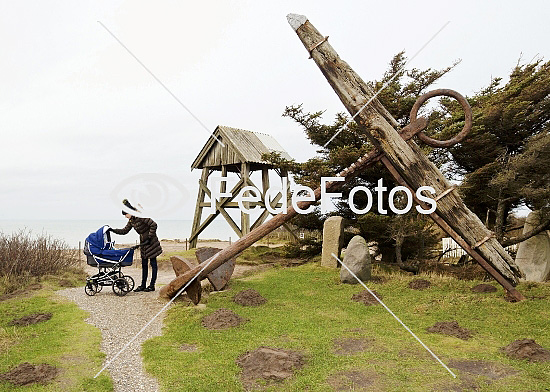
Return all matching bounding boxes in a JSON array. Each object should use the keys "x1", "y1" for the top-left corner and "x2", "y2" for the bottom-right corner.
[{"x1": 1, "y1": 0, "x2": 548, "y2": 221}]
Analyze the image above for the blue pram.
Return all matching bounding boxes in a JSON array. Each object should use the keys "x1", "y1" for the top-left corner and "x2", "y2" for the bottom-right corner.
[{"x1": 84, "y1": 226, "x2": 136, "y2": 296}]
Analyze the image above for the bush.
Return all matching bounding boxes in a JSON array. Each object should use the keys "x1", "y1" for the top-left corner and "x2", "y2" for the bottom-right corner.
[
  {"x1": 282, "y1": 238, "x2": 322, "y2": 259},
  {"x1": 0, "y1": 230, "x2": 78, "y2": 293}
]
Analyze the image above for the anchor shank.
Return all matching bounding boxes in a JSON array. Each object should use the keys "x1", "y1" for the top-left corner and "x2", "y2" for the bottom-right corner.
[{"x1": 288, "y1": 14, "x2": 522, "y2": 287}]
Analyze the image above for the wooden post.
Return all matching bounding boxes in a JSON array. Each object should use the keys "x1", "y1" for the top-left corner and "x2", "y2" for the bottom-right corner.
[
  {"x1": 190, "y1": 168, "x2": 209, "y2": 248},
  {"x1": 287, "y1": 14, "x2": 522, "y2": 285},
  {"x1": 240, "y1": 162, "x2": 251, "y2": 236},
  {"x1": 262, "y1": 167, "x2": 270, "y2": 195}
]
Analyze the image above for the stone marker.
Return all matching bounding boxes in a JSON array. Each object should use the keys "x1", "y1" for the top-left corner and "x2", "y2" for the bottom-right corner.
[
  {"x1": 515, "y1": 211, "x2": 550, "y2": 282},
  {"x1": 340, "y1": 235, "x2": 372, "y2": 283},
  {"x1": 321, "y1": 216, "x2": 344, "y2": 267}
]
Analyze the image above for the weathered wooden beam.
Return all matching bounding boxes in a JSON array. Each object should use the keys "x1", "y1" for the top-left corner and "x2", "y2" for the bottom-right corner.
[{"x1": 287, "y1": 14, "x2": 522, "y2": 285}]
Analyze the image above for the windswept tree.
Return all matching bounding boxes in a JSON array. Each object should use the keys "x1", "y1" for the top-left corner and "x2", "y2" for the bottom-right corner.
[{"x1": 429, "y1": 60, "x2": 550, "y2": 246}]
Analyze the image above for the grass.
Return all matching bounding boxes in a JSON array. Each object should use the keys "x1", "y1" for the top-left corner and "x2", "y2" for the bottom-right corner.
[
  {"x1": 156, "y1": 246, "x2": 290, "y2": 266},
  {"x1": 0, "y1": 273, "x2": 113, "y2": 391},
  {"x1": 157, "y1": 249, "x2": 197, "y2": 263},
  {"x1": 143, "y1": 263, "x2": 550, "y2": 391}
]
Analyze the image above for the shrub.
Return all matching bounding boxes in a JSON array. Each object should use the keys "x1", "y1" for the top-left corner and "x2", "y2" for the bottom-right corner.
[{"x1": 0, "y1": 230, "x2": 78, "y2": 293}]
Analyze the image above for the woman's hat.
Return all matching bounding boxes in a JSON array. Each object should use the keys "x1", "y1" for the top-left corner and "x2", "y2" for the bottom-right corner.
[{"x1": 122, "y1": 199, "x2": 137, "y2": 215}]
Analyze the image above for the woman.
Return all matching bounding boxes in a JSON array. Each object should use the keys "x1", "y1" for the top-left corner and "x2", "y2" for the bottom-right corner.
[{"x1": 109, "y1": 199, "x2": 162, "y2": 292}]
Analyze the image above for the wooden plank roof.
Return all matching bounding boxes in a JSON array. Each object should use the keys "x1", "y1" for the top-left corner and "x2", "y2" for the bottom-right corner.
[{"x1": 191, "y1": 125, "x2": 292, "y2": 170}]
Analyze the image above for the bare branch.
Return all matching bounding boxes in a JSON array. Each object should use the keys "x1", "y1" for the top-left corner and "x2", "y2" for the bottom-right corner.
[{"x1": 501, "y1": 216, "x2": 550, "y2": 247}]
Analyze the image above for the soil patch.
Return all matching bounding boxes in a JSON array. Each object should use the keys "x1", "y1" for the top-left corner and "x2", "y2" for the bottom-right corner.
[
  {"x1": 233, "y1": 289, "x2": 267, "y2": 306},
  {"x1": 0, "y1": 362, "x2": 58, "y2": 386},
  {"x1": 8, "y1": 313, "x2": 52, "y2": 327},
  {"x1": 58, "y1": 279, "x2": 75, "y2": 288},
  {"x1": 333, "y1": 337, "x2": 373, "y2": 355},
  {"x1": 366, "y1": 276, "x2": 388, "y2": 284},
  {"x1": 501, "y1": 339, "x2": 550, "y2": 362},
  {"x1": 408, "y1": 279, "x2": 431, "y2": 290},
  {"x1": 179, "y1": 343, "x2": 199, "y2": 352},
  {"x1": 470, "y1": 284, "x2": 497, "y2": 293},
  {"x1": 504, "y1": 292, "x2": 521, "y2": 302},
  {"x1": 448, "y1": 359, "x2": 517, "y2": 380},
  {"x1": 201, "y1": 308, "x2": 247, "y2": 330},
  {"x1": 327, "y1": 369, "x2": 376, "y2": 391},
  {"x1": 435, "y1": 375, "x2": 480, "y2": 392},
  {"x1": 0, "y1": 283, "x2": 42, "y2": 302},
  {"x1": 351, "y1": 290, "x2": 381, "y2": 306},
  {"x1": 236, "y1": 346, "x2": 305, "y2": 390},
  {"x1": 427, "y1": 321, "x2": 473, "y2": 340}
]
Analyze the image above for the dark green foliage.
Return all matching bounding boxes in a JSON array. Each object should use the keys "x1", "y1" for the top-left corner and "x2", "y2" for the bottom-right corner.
[{"x1": 431, "y1": 60, "x2": 550, "y2": 243}]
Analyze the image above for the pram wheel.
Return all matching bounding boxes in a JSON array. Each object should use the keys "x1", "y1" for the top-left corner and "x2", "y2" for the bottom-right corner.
[
  {"x1": 85, "y1": 282, "x2": 98, "y2": 296},
  {"x1": 123, "y1": 275, "x2": 135, "y2": 292},
  {"x1": 112, "y1": 278, "x2": 129, "y2": 296}
]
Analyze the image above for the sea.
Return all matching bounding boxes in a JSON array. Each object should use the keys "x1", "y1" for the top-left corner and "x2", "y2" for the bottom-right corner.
[{"x1": 0, "y1": 219, "x2": 234, "y2": 249}]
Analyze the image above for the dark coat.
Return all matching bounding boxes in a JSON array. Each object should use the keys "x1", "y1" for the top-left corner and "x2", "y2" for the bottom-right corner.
[{"x1": 111, "y1": 217, "x2": 162, "y2": 259}]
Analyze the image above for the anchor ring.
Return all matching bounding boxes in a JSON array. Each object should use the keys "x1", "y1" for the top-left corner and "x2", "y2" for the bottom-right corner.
[{"x1": 410, "y1": 89, "x2": 472, "y2": 148}]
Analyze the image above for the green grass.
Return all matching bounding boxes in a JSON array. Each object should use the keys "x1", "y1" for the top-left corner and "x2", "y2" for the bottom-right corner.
[
  {"x1": 143, "y1": 264, "x2": 550, "y2": 391},
  {"x1": 156, "y1": 246, "x2": 289, "y2": 266},
  {"x1": 0, "y1": 277, "x2": 113, "y2": 391},
  {"x1": 157, "y1": 249, "x2": 196, "y2": 263}
]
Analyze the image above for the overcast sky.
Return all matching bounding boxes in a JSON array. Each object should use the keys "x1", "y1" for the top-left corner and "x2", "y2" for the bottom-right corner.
[{"x1": 1, "y1": 0, "x2": 548, "y2": 221}]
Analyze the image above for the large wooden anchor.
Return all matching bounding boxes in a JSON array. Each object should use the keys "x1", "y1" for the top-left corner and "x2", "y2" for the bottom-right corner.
[{"x1": 161, "y1": 14, "x2": 525, "y2": 303}]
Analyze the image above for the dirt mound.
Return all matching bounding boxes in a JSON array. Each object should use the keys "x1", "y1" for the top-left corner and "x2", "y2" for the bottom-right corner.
[
  {"x1": 448, "y1": 359, "x2": 517, "y2": 380},
  {"x1": 367, "y1": 276, "x2": 388, "y2": 284},
  {"x1": 427, "y1": 321, "x2": 473, "y2": 340},
  {"x1": 233, "y1": 289, "x2": 267, "y2": 306},
  {"x1": 408, "y1": 279, "x2": 431, "y2": 290},
  {"x1": 236, "y1": 346, "x2": 305, "y2": 390},
  {"x1": 470, "y1": 284, "x2": 497, "y2": 293},
  {"x1": 501, "y1": 339, "x2": 550, "y2": 362},
  {"x1": 201, "y1": 308, "x2": 247, "y2": 330},
  {"x1": 333, "y1": 337, "x2": 373, "y2": 355},
  {"x1": 8, "y1": 313, "x2": 52, "y2": 326},
  {"x1": 0, "y1": 362, "x2": 58, "y2": 386},
  {"x1": 351, "y1": 290, "x2": 381, "y2": 306},
  {"x1": 327, "y1": 369, "x2": 376, "y2": 391},
  {"x1": 504, "y1": 291, "x2": 521, "y2": 302}
]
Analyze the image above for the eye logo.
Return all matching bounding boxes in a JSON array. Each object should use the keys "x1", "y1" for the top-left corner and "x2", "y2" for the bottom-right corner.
[{"x1": 110, "y1": 173, "x2": 189, "y2": 217}]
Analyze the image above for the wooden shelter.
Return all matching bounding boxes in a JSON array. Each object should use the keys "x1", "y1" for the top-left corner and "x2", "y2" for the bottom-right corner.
[{"x1": 189, "y1": 125, "x2": 293, "y2": 248}]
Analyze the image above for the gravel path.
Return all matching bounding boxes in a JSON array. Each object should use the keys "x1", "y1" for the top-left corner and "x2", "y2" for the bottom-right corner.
[
  {"x1": 57, "y1": 248, "x2": 267, "y2": 392},
  {"x1": 58, "y1": 266, "x2": 171, "y2": 392}
]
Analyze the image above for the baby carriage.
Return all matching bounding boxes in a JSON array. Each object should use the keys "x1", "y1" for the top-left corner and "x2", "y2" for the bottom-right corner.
[{"x1": 83, "y1": 226, "x2": 137, "y2": 296}]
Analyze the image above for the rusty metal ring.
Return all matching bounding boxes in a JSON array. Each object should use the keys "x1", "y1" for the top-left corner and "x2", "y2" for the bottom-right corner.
[{"x1": 410, "y1": 88, "x2": 472, "y2": 148}]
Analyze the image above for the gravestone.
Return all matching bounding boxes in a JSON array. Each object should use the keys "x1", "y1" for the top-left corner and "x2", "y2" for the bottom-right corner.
[
  {"x1": 515, "y1": 211, "x2": 550, "y2": 282},
  {"x1": 340, "y1": 235, "x2": 372, "y2": 283},
  {"x1": 321, "y1": 216, "x2": 344, "y2": 268}
]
